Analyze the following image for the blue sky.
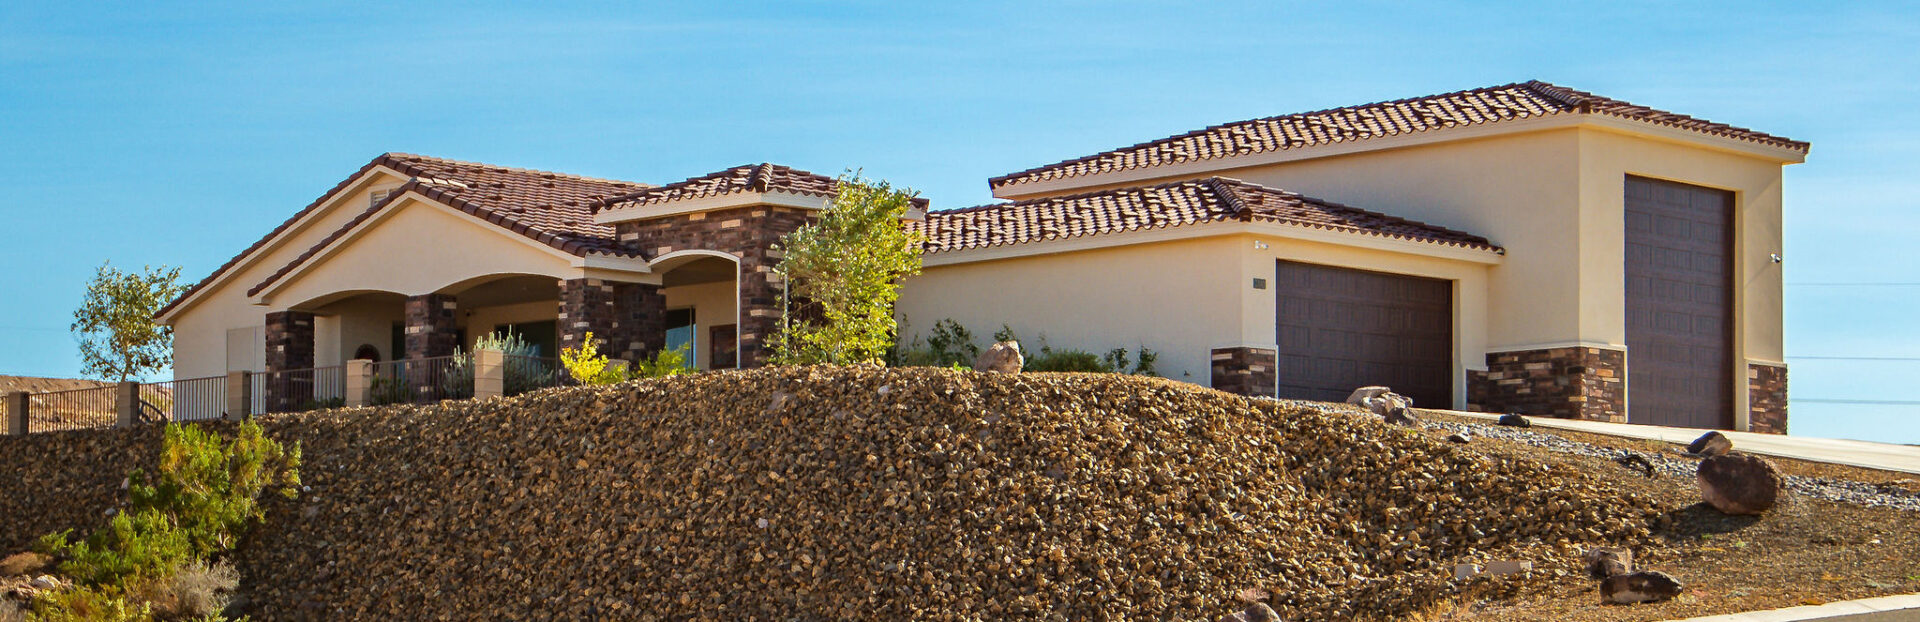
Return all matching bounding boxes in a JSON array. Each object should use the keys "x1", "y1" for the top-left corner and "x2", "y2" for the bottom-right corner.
[{"x1": 2, "y1": 1, "x2": 1916, "y2": 442}]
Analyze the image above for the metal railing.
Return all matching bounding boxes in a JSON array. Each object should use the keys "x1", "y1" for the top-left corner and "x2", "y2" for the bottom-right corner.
[
  {"x1": 251, "y1": 365, "x2": 346, "y2": 415},
  {"x1": 370, "y1": 355, "x2": 470, "y2": 405},
  {"x1": 502, "y1": 356, "x2": 570, "y2": 396},
  {"x1": 27, "y1": 384, "x2": 117, "y2": 433},
  {"x1": 143, "y1": 375, "x2": 228, "y2": 422}
]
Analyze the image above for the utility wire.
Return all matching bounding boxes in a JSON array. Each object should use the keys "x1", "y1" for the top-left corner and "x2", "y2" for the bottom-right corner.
[
  {"x1": 1789, "y1": 282, "x2": 1920, "y2": 286},
  {"x1": 1793, "y1": 398, "x2": 1920, "y2": 406}
]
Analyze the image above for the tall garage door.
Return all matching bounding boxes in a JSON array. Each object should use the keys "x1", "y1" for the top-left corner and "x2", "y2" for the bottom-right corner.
[
  {"x1": 1275, "y1": 261, "x2": 1453, "y2": 408},
  {"x1": 1625, "y1": 176, "x2": 1733, "y2": 429}
]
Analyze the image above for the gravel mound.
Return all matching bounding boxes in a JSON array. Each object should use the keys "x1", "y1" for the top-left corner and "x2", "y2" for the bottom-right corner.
[{"x1": 220, "y1": 367, "x2": 1659, "y2": 620}]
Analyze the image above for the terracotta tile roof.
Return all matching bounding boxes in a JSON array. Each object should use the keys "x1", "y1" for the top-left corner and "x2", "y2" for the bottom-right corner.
[
  {"x1": 989, "y1": 80, "x2": 1809, "y2": 190},
  {"x1": 161, "y1": 153, "x2": 649, "y2": 316},
  {"x1": 915, "y1": 177, "x2": 1500, "y2": 255},
  {"x1": 598, "y1": 163, "x2": 839, "y2": 211}
]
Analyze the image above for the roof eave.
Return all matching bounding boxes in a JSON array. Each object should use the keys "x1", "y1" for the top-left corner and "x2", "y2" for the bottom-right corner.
[{"x1": 990, "y1": 113, "x2": 1807, "y2": 200}]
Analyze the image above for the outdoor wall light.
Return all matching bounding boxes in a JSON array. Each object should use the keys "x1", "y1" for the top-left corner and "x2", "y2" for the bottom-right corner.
[
  {"x1": 1770, "y1": 253, "x2": 1783, "y2": 264},
  {"x1": 1253, "y1": 241, "x2": 1269, "y2": 250}
]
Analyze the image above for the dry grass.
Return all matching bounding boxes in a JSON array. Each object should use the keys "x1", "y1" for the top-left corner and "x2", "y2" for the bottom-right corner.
[
  {"x1": 1411, "y1": 411, "x2": 1920, "y2": 621},
  {"x1": 139, "y1": 560, "x2": 239, "y2": 619}
]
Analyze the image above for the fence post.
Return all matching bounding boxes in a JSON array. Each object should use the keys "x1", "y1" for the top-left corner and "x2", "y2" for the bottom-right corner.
[
  {"x1": 345, "y1": 359, "x2": 374, "y2": 407},
  {"x1": 225, "y1": 371, "x2": 252, "y2": 421},
  {"x1": 5, "y1": 391, "x2": 27, "y2": 436},
  {"x1": 474, "y1": 349, "x2": 505, "y2": 400},
  {"x1": 115, "y1": 381, "x2": 140, "y2": 428}
]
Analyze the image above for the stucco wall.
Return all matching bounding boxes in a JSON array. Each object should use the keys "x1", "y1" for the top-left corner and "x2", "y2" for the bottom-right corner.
[
  {"x1": 662, "y1": 281, "x2": 738, "y2": 370},
  {"x1": 899, "y1": 237, "x2": 1244, "y2": 385},
  {"x1": 169, "y1": 174, "x2": 408, "y2": 380}
]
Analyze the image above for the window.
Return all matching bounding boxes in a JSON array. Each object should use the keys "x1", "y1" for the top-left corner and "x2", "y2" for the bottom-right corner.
[{"x1": 664, "y1": 308, "x2": 696, "y2": 369}]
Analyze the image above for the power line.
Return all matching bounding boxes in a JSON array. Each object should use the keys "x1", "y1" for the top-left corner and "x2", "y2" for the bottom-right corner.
[
  {"x1": 1793, "y1": 398, "x2": 1920, "y2": 406},
  {"x1": 1789, "y1": 282, "x2": 1920, "y2": 286}
]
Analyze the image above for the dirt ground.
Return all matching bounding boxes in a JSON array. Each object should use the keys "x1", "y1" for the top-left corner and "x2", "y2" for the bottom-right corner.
[{"x1": 1413, "y1": 411, "x2": 1920, "y2": 621}]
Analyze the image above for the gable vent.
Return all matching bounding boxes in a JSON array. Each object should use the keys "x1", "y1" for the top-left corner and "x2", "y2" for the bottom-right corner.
[{"x1": 370, "y1": 188, "x2": 397, "y2": 207}]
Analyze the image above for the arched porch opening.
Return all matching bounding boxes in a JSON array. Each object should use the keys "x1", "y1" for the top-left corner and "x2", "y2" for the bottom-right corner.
[{"x1": 656, "y1": 252, "x2": 741, "y2": 371}]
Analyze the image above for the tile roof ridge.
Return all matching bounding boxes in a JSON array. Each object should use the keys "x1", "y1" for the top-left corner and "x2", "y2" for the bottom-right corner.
[
  {"x1": 1200, "y1": 177, "x2": 1255, "y2": 220},
  {"x1": 930, "y1": 177, "x2": 1221, "y2": 216},
  {"x1": 376, "y1": 152, "x2": 649, "y2": 188},
  {"x1": 988, "y1": 81, "x2": 1544, "y2": 187},
  {"x1": 1519, "y1": 80, "x2": 1596, "y2": 113}
]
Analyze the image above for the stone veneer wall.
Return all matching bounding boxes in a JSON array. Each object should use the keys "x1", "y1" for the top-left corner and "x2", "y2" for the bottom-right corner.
[
  {"x1": 615, "y1": 205, "x2": 815, "y2": 368},
  {"x1": 263, "y1": 310, "x2": 315, "y2": 413},
  {"x1": 1210, "y1": 347, "x2": 1277, "y2": 398},
  {"x1": 1475, "y1": 347, "x2": 1625, "y2": 422},
  {"x1": 1748, "y1": 364, "x2": 1788, "y2": 435},
  {"x1": 559, "y1": 279, "x2": 664, "y2": 363},
  {"x1": 404, "y1": 294, "x2": 460, "y2": 360}
]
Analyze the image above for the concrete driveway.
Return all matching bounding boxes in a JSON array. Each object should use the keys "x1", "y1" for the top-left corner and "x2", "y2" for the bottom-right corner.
[{"x1": 1436, "y1": 411, "x2": 1920, "y2": 475}]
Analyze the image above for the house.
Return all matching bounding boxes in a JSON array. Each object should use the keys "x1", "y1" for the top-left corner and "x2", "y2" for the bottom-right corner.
[{"x1": 158, "y1": 80, "x2": 1806, "y2": 432}]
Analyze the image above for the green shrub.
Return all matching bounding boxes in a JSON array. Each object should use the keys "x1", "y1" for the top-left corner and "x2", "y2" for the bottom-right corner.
[
  {"x1": 26, "y1": 584, "x2": 153, "y2": 622},
  {"x1": 38, "y1": 421, "x2": 299, "y2": 590},
  {"x1": 630, "y1": 344, "x2": 692, "y2": 379},
  {"x1": 888, "y1": 318, "x2": 979, "y2": 367},
  {"x1": 1025, "y1": 348, "x2": 1107, "y2": 372},
  {"x1": 368, "y1": 375, "x2": 409, "y2": 406}
]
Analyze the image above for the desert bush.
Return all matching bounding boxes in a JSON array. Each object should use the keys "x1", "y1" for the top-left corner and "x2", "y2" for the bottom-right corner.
[
  {"x1": 138, "y1": 561, "x2": 237, "y2": 619},
  {"x1": 888, "y1": 318, "x2": 979, "y2": 367},
  {"x1": 771, "y1": 173, "x2": 924, "y2": 365},
  {"x1": 26, "y1": 584, "x2": 153, "y2": 622},
  {"x1": 39, "y1": 420, "x2": 299, "y2": 589},
  {"x1": 444, "y1": 332, "x2": 556, "y2": 397},
  {"x1": 559, "y1": 331, "x2": 630, "y2": 385},
  {"x1": 630, "y1": 345, "x2": 692, "y2": 380},
  {"x1": 1024, "y1": 348, "x2": 1107, "y2": 372}
]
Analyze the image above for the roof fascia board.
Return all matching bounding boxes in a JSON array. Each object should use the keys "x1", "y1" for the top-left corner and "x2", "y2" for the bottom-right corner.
[
  {"x1": 158, "y1": 164, "x2": 409, "y2": 321},
  {"x1": 992, "y1": 114, "x2": 1802, "y2": 199},
  {"x1": 921, "y1": 222, "x2": 1242, "y2": 267},
  {"x1": 1244, "y1": 221, "x2": 1506, "y2": 265},
  {"x1": 921, "y1": 220, "x2": 1502, "y2": 268},
  {"x1": 1578, "y1": 115, "x2": 1809, "y2": 164},
  {"x1": 593, "y1": 190, "x2": 828, "y2": 224},
  {"x1": 250, "y1": 191, "x2": 647, "y2": 305}
]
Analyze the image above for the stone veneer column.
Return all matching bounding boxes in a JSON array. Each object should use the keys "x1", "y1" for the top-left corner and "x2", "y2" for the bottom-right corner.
[
  {"x1": 405, "y1": 294, "x2": 460, "y2": 360},
  {"x1": 1474, "y1": 347, "x2": 1625, "y2": 422},
  {"x1": 263, "y1": 310, "x2": 315, "y2": 413},
  {"x1": 559, "y1": 279, "x2": 664, "y2": 363},
  {"x1": 737, "y1": 248, "x2": 783, "y2": 368},
  {"x1": 1747, "y1": 364, "x2": 1788, "y2": 435},
  {"x1": 1210, "y1": 347, "x2": 1277, "y2": 398}
]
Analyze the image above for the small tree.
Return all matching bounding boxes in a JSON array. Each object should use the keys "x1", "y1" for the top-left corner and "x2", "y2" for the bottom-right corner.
[
  {"x1": 73, "y1": 263, "x2": 186, "y2": 382},
  {"x1": 770, "y1": 172, "x2": 924, "y2": 365}
]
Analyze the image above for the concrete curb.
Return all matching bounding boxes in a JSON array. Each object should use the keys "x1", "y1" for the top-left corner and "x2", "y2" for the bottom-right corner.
[{"x1": 1661, "y1": 594, "x2": 1920, "y2": 621}]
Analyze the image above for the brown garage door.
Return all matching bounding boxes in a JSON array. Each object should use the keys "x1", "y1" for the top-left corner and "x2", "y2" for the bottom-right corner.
[
  {"x1": 1276, "y1": 261, "x2": 1453, "y2": 408},
  {"x1": 1625, "y1": 176, "x2": 1733, "y2": 429}
]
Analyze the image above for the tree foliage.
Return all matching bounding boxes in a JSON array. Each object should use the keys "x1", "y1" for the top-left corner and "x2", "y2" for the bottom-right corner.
[
  {"x1": 770, "y1": 172, "x2": 924, "y2": 365},
  {"x1": 73, "y1": 263, "x2": 186, "y2": 382}
]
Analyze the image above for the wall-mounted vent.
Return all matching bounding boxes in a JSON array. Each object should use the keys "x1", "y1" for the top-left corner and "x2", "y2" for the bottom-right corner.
[{"x1": 370, "y1": 188, "x2": 397, "y2": 207}]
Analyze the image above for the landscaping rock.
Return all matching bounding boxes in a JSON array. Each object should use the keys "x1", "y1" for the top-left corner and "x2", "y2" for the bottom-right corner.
[
  {"x1": 972, "y1": 341, "x2": 1024, "y2": 373},
  {"x1": 1698, "y1": 453, "x2": 1784, "y2": 515},
  {"x1": 1217, "y1": 602, "x2": 1283, "y2": 622},
  {"x1": 1583, "y1": 548, "x2": 1632, "y2": 579},
  {"x1": 1498, "y1": 413, "x2": 1531, "y2": 427},
  {"x1": 1, "y1": 367, "x2": 1663, "y2": 621},
  {"x1": 1687, "y1": 431, "x2": 1733, "y2": 457},
  {"x1": 1345, "y1": 386, "x2": 1392, "y2": 404},
  {"x1": 1600, "y1": 570, "x2": 1682, "y2": 604},
  {"x1": 27, "y1": 575, "x2": 55, "y2": 590},
  {"x1": 1446, "y1": 433, "x2": 1471, "y2": 444}
]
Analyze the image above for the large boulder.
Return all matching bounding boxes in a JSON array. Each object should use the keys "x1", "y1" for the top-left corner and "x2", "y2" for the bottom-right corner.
[
  {"x1": 1347, "y1": 387, "x2": 1417, "y2": 426},
  {"x1": 1687, "y1": 431, "x2": 1733, "y2": 457},
  {"x1": 973, "y1": 341, "x2": 1024, "y2": 374},
  {"x1": 1583, "y1": 547, "x2": 1632, "y2": 579},
  {"x1": 1600, "y1": 570, "x2": 1682, "y2": 604},
  {"x1": 1697, "y1": 453, "x2": 1784, "y2": 515},
  {"x1": 1216, "y1": 602, "x2": 1283, "y2": 622}
]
